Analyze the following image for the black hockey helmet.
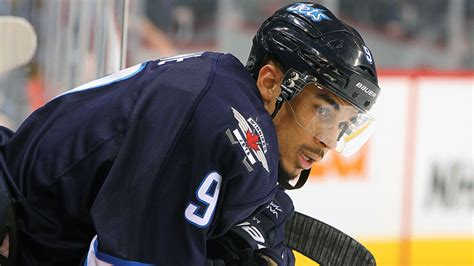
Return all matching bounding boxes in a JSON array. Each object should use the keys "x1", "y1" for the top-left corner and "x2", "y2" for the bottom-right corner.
[{"x1": 246, "y1": 2, "x2": 381, "y2": 189}]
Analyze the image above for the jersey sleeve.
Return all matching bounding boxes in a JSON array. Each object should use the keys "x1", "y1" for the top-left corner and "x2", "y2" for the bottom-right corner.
[{"x1": 190, "y1": 53, "x2": 281, "y2": 237}]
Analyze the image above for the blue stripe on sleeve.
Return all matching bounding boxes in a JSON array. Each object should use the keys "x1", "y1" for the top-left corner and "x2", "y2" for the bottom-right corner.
[{"x1": 93, "y1": 238, "x2": 154, "y2": 266}]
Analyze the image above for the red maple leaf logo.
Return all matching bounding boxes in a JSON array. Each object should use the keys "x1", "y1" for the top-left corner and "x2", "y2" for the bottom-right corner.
[{"x1": 245, "y1": 130, "x2": 260, "y2": 151}]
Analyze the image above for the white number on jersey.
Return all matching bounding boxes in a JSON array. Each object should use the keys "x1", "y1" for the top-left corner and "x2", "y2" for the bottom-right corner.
[{"x1": 185, "y1": 171, "x2": 222, "y2": 227}]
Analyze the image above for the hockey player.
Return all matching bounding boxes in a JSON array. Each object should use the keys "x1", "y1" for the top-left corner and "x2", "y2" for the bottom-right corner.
[
  {"x1": 206, "y1": 3, "x2": 380, "y2": 265},
  {"x1": 0, "y1": 2, "x2": 380, "y2": 265}
]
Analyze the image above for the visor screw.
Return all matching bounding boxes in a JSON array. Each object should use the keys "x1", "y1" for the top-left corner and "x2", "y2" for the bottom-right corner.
[
  {"x1": 352, "y1": 92, "x2": 359, "y2": 98},
  {"x1": 305, "y1": 76, "x2": 317, "y2": 83},
  {"x1": 364, "y1": 101, "x2": 371, "y2": 107}
]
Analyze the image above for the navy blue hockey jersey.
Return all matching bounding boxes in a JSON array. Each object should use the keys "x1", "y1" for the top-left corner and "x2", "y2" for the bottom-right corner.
[{"x1": 0, "y1": 52, "x2": 281, "y2": 265}]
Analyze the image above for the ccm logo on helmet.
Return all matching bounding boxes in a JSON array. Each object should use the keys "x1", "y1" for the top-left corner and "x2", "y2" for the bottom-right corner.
[{"x1": 356, "y1": 82, "x2": 377, "y2": 98}]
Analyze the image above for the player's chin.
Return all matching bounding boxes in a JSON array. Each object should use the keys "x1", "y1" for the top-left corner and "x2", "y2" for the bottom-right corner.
[
  {"x1": 280, "y1": 162, "x2": 301, "y2": 181},
  {"x1": 291, "y1": 168, "x2": 304, "y2": 181},
  {"x1": 278, "y1": 161, "x2": 298, "y2": 183}
]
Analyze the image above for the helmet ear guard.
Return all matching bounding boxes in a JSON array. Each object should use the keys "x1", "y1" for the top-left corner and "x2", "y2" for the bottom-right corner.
[
  {"x1": 247, "y1": 2, "x2": 381, "y2": 189},
  {"x1": 271, "y1": 69, "x2": 317, "y2": 118}
]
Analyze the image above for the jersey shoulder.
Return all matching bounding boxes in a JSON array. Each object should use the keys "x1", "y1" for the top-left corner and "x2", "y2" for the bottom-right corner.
[{"x1": 190, "y1": 53, "x2": 280, "y2": 207}]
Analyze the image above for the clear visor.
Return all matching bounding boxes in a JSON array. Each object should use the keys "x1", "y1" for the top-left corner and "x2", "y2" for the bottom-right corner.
[{"x1": 285, "y1": 83, "x2": 376, "y2": 157}]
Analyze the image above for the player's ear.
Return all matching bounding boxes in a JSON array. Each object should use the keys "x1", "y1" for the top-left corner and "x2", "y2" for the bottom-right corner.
[{"x1": 256, "y1": 62, "x2": 283, "y2": 114}]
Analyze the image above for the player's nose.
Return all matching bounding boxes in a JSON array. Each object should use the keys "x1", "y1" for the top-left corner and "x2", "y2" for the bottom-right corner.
[{"x1": 314, "y1": 128, "x2": 338, "y2": 150}]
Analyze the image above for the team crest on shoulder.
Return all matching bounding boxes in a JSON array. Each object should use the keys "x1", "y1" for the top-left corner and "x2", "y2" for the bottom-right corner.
[{"x1": 226, "y1": 107, "x2": 269, "y2": 173}]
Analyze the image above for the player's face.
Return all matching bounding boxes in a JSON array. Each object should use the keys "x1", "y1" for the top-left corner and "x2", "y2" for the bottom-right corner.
[{"x1": 273, "y1": 83, "x2": 358, "y2": 180}]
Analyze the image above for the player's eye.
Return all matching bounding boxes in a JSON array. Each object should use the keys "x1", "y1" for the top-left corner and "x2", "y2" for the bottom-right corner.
[{"x1": 316, "y1": 106, "x2": 330, "y2": 118}]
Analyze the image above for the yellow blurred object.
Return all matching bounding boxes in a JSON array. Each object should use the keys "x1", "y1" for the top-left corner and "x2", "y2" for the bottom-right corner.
[
  {"x1": 409, "y1": 238, "x2": 474, "y2": 266},
  {"x1": 293, "y1": 250, "x2": 319, "y2": 266}
]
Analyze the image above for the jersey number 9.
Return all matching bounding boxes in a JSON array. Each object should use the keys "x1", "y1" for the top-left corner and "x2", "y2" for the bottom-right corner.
[{"x1": 185, "y1": 172, "x2": 222, "y2": 227}]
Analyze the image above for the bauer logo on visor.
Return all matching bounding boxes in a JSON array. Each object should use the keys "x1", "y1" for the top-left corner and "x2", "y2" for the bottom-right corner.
[{"x1": 287, "y1": 3, "x2": 332, "y2": 22}]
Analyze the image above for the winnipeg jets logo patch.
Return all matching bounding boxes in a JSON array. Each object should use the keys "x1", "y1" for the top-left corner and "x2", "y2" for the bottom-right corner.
[
  {"x1": 287, "y1": 3, "x2": 332, "y2": 22},
  {"x1": 226, "y1": 107, "x2": 269, "y2": 173}
]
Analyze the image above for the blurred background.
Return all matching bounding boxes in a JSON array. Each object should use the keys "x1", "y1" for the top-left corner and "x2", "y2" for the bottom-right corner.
[{"x1": 0, "y1": 0, "x2": 472, "y2": 265}]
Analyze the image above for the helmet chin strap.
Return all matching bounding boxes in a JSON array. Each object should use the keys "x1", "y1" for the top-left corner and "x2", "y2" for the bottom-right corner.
[
  {"x1": 271, "y1": 96, "x2": 284, "y2": 118},
  {"x1": 278, "y1": 169, "x2": 310, "y2": 190}
]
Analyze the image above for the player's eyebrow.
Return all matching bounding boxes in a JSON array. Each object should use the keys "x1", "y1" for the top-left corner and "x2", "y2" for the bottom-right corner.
[{"x1": 316, "y1": 93, "x2": 340, "y2": 111}]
